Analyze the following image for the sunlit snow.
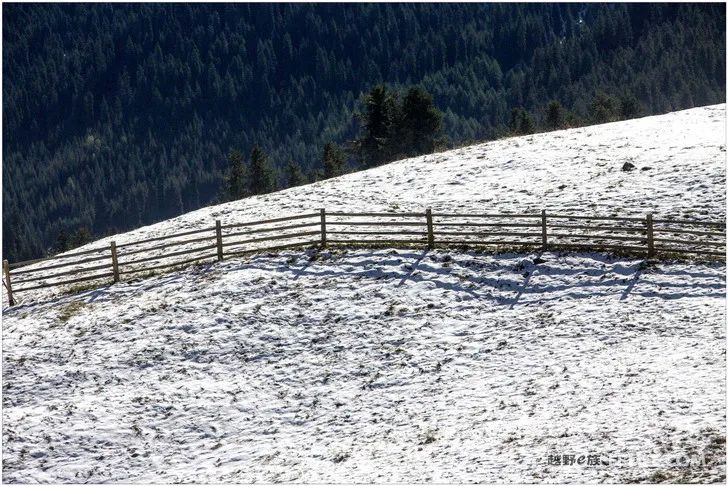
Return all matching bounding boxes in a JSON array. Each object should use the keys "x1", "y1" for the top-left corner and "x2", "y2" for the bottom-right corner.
[{"x1": 2, "y1": 105, "x2": 725, "y2": 482}]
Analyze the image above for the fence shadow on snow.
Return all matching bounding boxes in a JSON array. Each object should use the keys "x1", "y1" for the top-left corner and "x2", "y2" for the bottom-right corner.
[
  {"x1": 7, "y1": 247, "x2": 725, "y2": 314},
  {"x1": 3, "y1": 208, "x2": 725, "y2": 308}
]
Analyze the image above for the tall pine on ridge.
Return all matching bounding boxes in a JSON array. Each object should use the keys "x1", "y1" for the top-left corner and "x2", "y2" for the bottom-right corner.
[
  {"x1": 223, "y1": 150, "x2": 247, "y2": 201},
  {"x1": 356, "y1": 84, "x2": 444, "y2": 167},
  {"x1": 247, "y1": 145, "x2": 276, "y2": 195},
  {"x1": 322, "y1": 142, "x2": 346, "y2": 179},
  {"x1": 399, "y1": 86, "x2": 443, "y2": 156},
  {"x1": 284, "y1": 160, "x2": 307, "y2": 188},
  {"x1": 357, "y1": 85, "x2": 399, "y2": 168}
]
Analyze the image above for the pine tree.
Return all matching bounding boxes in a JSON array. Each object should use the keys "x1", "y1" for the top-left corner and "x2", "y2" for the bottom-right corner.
[
  {"x1": 399, "y1": 86, "x2": 443, "y2": 156},
  {"x1": 509, "y1": 107, "x2": 535, "y2": 135},
  {"x1": 54, "y1": 228, "x2": 69, "y2": 254},
  {"x1": 284, "y1": 159, "x2": 306, "y2": 188},
  {"x1": 248, "y1": 145, "x2": 276, "y2": 195},
  {"x1": 357, "y1": 84, "x2": 398, "y2": 167},
  {"x1": 322, "y1": 142, "x2": 345, "y2": 179},
  {"x1": 307, "y1": 166, "x2": 324, "y2": 183},
  {"x1": 590, "y1": 92, "x2": 618, "y2": 123},
  {"x1": 544, "y1": 100, "x2": 565, "y2": 130},
  {"x1": 618, "y1": 94, "x2": 641, "y2": 120},
  {"x1": 355, "y1": 84, "x2": 443, "y2": 165},
  {"x1": 223, "y1": 150, "x2": 246, "y2": 201},
  {"x1": 70, "y1": 227, "x2": 92, "y2": 249}
]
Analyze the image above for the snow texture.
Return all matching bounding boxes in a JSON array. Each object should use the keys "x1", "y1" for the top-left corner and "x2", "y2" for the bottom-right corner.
[{"x1": 2, "y1": 105, "x2": 726, "y2": 482}]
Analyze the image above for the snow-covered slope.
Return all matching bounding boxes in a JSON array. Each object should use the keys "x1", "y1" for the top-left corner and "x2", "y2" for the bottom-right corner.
[
  {"x1": 52, "y1": 104, "x2": 727, "y2": 251},
  {"x1": 3, "y1": 249, "x2": 725, "y2": 483},
  {"x1": 2, "y1": 105, "x2": 726, "y2": 483}
]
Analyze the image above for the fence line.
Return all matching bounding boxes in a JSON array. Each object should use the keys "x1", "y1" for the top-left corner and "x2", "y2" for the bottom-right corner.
[{"x1": 3, "y1": 208, "x2": 725, "y2": 307}]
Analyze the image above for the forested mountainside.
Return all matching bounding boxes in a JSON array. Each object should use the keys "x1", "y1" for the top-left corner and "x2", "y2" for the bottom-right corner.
[{"x1": 3, "y1": 3, "x2": 725, "y2": 261}]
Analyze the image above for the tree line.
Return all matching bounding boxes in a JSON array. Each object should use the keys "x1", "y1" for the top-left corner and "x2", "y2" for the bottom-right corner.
[
  {"x1": 221, "y1": 83, "x2": 444, "y2": 200},
  {"x1": 510, "y1": 92, "x2": 644, "y2": 135}
]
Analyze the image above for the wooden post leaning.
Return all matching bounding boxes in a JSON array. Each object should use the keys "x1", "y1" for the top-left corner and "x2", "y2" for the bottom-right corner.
[
  {"x1": 541, "y1": 209, "x2": 548, "y2": 251},
  {"x1": 3, "y1": 259, "x2": 14, "y2": 306}
]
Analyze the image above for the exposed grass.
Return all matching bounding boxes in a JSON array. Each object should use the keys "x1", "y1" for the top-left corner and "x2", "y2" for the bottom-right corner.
[
  {"x1": 63, "y1": 280, "x2": 111, "y2": 296},
  {"x1": 628, "y1": 430, "x2": 726, "y2": 483},
  {"x1": 57, "y1": 301, "x2": 87, "y2": 322}
]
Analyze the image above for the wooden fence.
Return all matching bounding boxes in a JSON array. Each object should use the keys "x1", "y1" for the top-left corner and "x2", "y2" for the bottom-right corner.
[{"x1": 3, "y1": 209, "x2": 725, "y2": 307}]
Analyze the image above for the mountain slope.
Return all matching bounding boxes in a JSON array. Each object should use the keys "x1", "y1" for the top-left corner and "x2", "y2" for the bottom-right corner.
[
  {"x1": 3, "y1": 3, "x2": 726, "y2": 261},
  {"x1": 27, "y1": 103, "x2": 724, "y2": 256},
  {"x1": 3, "y1": 249, "x2": 725, "y2": 482},
  {"x1": 2, "y1": 106, "x2": 725, "y2": 482}
]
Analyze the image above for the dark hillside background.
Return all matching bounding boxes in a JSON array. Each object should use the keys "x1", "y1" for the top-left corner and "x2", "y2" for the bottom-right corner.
[{"x1": 3, "y1": 3, "x2": 725, "y2": 261}]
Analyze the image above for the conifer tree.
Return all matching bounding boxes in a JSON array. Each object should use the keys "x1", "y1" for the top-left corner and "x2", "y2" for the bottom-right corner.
[
  {"x1": 509, "y1": 107, "x2": 535, "y2": 135},
  {"x1": 322, "y1": 142, "x2": 345, "y2": 179},
  {"x1": 54, "y1": 229, "x2": 69, "y2": 254},
  {"x1": 248, "y1": 145, "x2": 276, "y2": 195},
  {"x1": 590, "y1": 92, "x2": 618, "y2": 123},
  {"x1": 69, "y1": 227, "x2": 92, "y2": 249},
  {"x1": 544, "y1": 100, "x2": 565, "y2": 130},
  {"x1": 355, "y1": 84, "x2": 443, "y2": 164},
  {"x1": 618, "y1": 94, "x2": 641, "y2": 120},
  {"x1": 284, "y1": 160, "x2": 307, "y2": 188},
  {"x1": 223, "y1": 150, "x2": 246, "y2": 201},
  {"x1": 357, "y1": 85, "x2": 398, "y2": 167},
  {"x1": 399, "y1": 86, "x2": 443, "y2": 155}
]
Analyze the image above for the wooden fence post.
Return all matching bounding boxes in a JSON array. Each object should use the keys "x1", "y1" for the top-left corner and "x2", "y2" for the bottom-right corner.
[
  {"x1": 215, "y1": 220, "x2": 224, "y2": 261},
  {"x1": 541, "y1": 209, "x2": 547, "y2": 251},
  {"x1": 320, "y1": 208, "x2": 327, "y2": 248},
  {"x1": 110, "y1": 241, "x2": 120, "y2": 283},
  {"x1": 426, "y1": 208, "x2": 435, "y2": 249},
  {"x1": 3, "y1": 259, "x2": 15, "y2": 306},
  {"x1": 646, "y1": 213, "x2": 655, "y2": 258}
]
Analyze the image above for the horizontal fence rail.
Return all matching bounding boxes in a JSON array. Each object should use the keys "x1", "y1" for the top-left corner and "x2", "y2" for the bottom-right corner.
[{"x1": 3, "y1": 208, "x2": 725, "y2": 307}]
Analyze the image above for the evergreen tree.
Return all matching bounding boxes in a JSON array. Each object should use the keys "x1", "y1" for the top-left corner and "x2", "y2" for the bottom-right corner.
[
  {"x1": 399, "y1": 86, "x2": 443, "y2": 156},
  {"x1": 54, "y1": 229, "x2": 69, "y2": 254},
  {"x1": 248, "y1": 145, "x2": 276, "y2": 195},
  {"x1": 322, "y1": 142, "x2": 346, "y2": 179},
  {"x1": 357, "y1": 85, "x2": 398, "y2": 167},
  {"x1": 355, "y1": 84, "x2": 443, "y2": 164},
  {"x1": 284, "y1": 160, "x2": 307, "y2": 188},
  {"x1": 544, "y1": 100, "x2": 565, "y2": 131},
  {"x1": 509, "y1": 107, "x2": 535, "y2": 135},
  {"x1": 69, "y1": 227, "x2": 92, "y2": 249},
  {"x1": 618, "y1": 94, "x2": 642, "y2": 120},
  {"x1": 591, "y1": 92, "x2": 618, "y2": 124},
  {"x1": 223, "y1": 150, "x2": 246, "y2": 201},
  {"x1": 307, "y1": 166, "x2": 324, "y2": 183}
]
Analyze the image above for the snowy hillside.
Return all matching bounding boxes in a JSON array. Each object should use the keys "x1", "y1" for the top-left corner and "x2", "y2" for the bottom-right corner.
[
  {"x1": 3, "y1": 249, "x2": 725, "y2": 483},
  {"x1": 45, "y1": 103, "x2": 726, "y2": 252},
  {"x1": 2, "y1": 105, "x2": 726, "y2": 482}
]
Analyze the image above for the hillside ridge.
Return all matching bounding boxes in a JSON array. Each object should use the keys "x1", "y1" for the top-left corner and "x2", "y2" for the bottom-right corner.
[{"x1": 41, "y1": 103, "x2": 726, "y2": 257}]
